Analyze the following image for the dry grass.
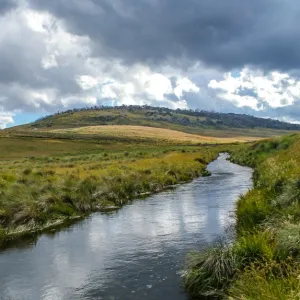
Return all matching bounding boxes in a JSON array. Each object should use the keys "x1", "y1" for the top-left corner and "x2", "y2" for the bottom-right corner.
[
  {"x1": 0, "y1": 141, "x2": 226, "y2": 245},
  {"x1": 52, "y1": 125, "x2": 260, "y2": 144}
]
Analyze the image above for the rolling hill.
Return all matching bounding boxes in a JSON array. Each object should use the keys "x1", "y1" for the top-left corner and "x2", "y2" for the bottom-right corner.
[{"x1": 6, "y1": 105, "x2": 300, "y2": 139}]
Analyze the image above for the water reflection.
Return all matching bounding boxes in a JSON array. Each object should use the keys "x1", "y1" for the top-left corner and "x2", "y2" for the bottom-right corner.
[{"x1": 0, "y1": 154, "x2": 252, "y2": 300}]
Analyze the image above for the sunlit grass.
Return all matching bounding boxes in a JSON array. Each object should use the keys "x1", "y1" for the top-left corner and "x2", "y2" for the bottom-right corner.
[
  {"x1": 0, "y1": 133, "x2": 229, "y2": 245},
  {"x1": 185, "y1": 133, "x2": 300, "y2": 299},
  {"x1": 52, "y1": 125, "x2": 259, "y2": 143}
]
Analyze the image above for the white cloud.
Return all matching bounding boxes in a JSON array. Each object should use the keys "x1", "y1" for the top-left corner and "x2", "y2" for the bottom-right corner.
[
  {"x1": 174, "y1": 77, "x2": 200, "y2": 98},
  {"x1": 2, "y1": 1, "x2": 300, "y2": 124},
  {"x1": 209, "y1": 68, "x2": 300, "y2": 110},
  {"x1": 76, "y1": 65, "x2": 200, "y2": 108},
  {"x1": 0, "y1": 4, "x2": 200, "y2": 118},
  {"x1": 0, "y1": 113, "x2": 14, "y2": 129}
]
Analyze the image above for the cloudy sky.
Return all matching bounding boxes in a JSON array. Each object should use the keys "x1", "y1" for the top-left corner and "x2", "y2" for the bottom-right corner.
[{"x1": 1, "y1": 0, "x2": 300, "y2": 128}]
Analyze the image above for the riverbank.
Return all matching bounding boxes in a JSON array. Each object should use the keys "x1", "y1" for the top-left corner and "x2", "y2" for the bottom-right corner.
[
  {"x1": 0, "y1": 141, "x2": 227, "y2": 248},
  {"x1": 185, "y1": 133, "x2": 300, "y2": 299},
  {"x1": 0, "y1": 150, "x2": 253, "y2": 300}
]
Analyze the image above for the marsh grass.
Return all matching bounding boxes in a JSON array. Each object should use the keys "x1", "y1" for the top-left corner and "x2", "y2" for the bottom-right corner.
[
  {"x1": 0, "y1": 136, "x2": 226, "y2": 245},
  {"x1": 185, "y1": 134, "x2": 300, "y2": 299},
  {"x1": 228, "y1": 261, "x2": 300, "y2": 300},
  {"x1": 185, "y1": 246, "x2": 241, "y2": 297}
]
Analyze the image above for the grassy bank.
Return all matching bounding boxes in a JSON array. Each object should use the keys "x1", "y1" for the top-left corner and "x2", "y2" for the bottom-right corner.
[
  {"x1": 0, "y1": 134, "x2": 228, "y2": 247},
  {"x1": 185, "y1": 133, "x2": 300, "y2": 299}
]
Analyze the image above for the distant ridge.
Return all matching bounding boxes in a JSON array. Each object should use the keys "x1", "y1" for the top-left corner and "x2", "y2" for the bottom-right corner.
[{"x1": 30, "y1": 105, "x2": 300, "y2": 131}]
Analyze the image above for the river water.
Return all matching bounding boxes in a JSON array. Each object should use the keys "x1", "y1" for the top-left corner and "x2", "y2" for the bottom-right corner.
[{"x1": 0, "y1": 153, "x2": 253, "y2": 300}]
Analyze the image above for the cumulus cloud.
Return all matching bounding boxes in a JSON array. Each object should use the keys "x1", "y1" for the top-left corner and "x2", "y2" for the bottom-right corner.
[
  {"x1": 209, "y1": 68, "x2": 300, "y2": 110},
  {"x1": 0, "y1": 3, "x2": 201, "y2": 127},
  {"x1": 0, "y1": 0, "x2": 300, "y2": 128},
  {"x1": 0, "y1": 113, "x2": 14, "y2": 129}
]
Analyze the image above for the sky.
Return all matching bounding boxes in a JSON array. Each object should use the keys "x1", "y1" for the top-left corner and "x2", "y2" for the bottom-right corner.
[{"x1": 1, "y1": 0, "x2": 300, "y2": 128}]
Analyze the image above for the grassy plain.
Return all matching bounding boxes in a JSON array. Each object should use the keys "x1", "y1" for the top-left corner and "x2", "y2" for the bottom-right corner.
[
  {"x1": 0, "y1": 126, "x2": 235, "y2": 246},
  {"x1": 184, "y1": 133, "x2": 300, "y2": 299}
]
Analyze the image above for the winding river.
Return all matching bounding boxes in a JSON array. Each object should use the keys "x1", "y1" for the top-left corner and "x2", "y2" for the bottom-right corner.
[{"x1": 0, "y1": 153, "x2": 253, "y2": 300}]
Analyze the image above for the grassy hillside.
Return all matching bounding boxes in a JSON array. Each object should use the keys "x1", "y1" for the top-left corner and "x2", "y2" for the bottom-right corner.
[
  {"x1": 9, "y1": 105, "x2": 300, "y2": 139},
  {"x1": 185, "y1": 134, "x2": 300, "y2": 299},
  {"x1": 51, "y1": 125, "x2": 259, "y2": 143}
]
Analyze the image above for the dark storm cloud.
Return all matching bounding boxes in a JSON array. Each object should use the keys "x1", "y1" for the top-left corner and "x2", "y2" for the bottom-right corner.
[
  {"x1": 0, "y1": 0, "x2": 16, "y2": 14},
  {"x1": 28, "y1": 0, "x2": 300, "y2": 71}
]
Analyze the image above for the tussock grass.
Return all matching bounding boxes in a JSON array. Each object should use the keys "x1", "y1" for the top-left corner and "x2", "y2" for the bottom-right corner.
[
  {"x1": 185, "y1": 134, "x2": 300, "y2": 299},
  {"x1": 0, "y1": 135, "x2": 226, "y2": 245},
  {"x1": 185, "y1": 246, "x2": 241, "y2": 297},
  {"x1": 228, "y1": 261, "x2": 300, "y2": 300}
]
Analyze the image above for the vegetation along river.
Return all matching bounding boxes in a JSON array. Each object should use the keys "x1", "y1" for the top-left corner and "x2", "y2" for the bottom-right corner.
[{"x1": 0, "y1": 153, "x2": 253, "y2": 300}]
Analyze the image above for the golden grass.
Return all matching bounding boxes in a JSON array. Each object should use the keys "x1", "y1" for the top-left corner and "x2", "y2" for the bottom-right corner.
[
  {"x1": 0, "y1": 139, "x2": 226, "y2": 245},
  {"x1": 53, "y1": 125, "x2": 260, "y2": 143}
]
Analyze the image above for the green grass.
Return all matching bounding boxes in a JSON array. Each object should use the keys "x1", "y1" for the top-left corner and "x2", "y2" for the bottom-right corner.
[
  {"x1": 184, "y1": 133, "x2": 300, "y2": 299},
  {"x1": 0, "y1": 130, "x2": 231, "y2": 246}
]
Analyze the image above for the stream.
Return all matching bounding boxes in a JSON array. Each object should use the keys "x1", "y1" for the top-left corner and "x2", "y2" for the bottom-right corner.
[{"x1": 0, "y1": 153, "x2": 253, "y2": 300}]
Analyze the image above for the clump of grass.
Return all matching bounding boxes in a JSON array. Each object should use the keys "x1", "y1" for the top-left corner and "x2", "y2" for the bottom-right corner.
[
  {"x1": 195, "y1": 157, "x2": 206, "y2": 164},
  {"x1": 49, "y1": 204, "x2": 75, "y2": 216},
  {"x1": 229, "y1": 261, "x2": 300, "y2": 300},
  {"x1": 185, "y1": 245, "x2": 241, "y2": 297},
  {"x1": 0, "y1": 226, "x2": 5, "y2": 240},
  {"x1": 23, "y1": 168, "x2": 32, "y2": 175},
  {"x1": 236, "y1": 190, "x2": 271, "y2": 232},
  {"x1": 201, "y1": 169, "x2": 211, "y2": 177},
  {"x1": 234, "y1": 231, "x2": 275, "y2": 263},
  {"x1": 185, "y1": 231, "x2": 275, "y2": 297},
  {"x1": 276, "y1": 222, "x2": 300, "y2": 256}
]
